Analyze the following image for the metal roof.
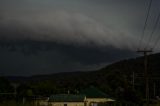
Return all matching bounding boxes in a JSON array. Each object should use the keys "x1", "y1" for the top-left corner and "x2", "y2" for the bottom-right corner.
[{"x1": 49, "y1": 94, "x2": 85, "y2": 102}]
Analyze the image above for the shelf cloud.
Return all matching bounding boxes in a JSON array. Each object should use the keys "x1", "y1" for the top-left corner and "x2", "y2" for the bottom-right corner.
[
  {"x1": 1, "y1": 0, "x2": 160, "y2": 75},
  {"x1": 0, "y1": 10, "x2": 137, "y2": 50}
]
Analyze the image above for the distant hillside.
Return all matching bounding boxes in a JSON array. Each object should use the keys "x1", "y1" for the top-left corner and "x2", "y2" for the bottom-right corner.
[
  {"x1": 6, "y1": 53, "x2": 160, "y2": 102},
  {"x1": 100, "y1": 52, "x2": 160, "y2": 77}
]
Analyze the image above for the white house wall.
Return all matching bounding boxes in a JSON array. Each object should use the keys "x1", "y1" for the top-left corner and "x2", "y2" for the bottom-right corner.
[{"x1": 85, "y1": 98, "x2": 114, "y2": 106}]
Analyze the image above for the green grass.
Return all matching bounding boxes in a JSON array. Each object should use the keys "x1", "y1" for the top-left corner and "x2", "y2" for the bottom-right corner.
[{"x1": 0, "y1": 101, "x2": 34, "y2": 106}]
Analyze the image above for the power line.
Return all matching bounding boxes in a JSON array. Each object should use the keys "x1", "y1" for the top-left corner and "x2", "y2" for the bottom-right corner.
[
  {"x1": 152, "y1": 19, "x2": 160, "y2": 50},
  {"x1": 138, "y1": 0, "x2": 153, "y2": 50},
  {"x1": 152, "y1": 35, "x2": 160, "y2": 50},
  {"x1": 145, "y1": 12, "x2": 160, "y2": 49}
]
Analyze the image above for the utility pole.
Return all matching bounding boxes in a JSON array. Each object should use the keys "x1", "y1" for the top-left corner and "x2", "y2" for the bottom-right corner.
[
  {"x1": 132, "y1": 71, "x2": 135, "y2": 89},
  {"x1": 153, "y1": 82, "x2": 156, "y2": 97},
  {"x1": 11, "y1": 83, "x2": 19, "y2": 98},
  {"x1": 137, "y1": 49, "x2": 152, "y2": 106}
]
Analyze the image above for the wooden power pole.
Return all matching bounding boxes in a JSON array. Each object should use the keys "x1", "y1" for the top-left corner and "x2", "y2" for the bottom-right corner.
[
  {"x1": 132, "y1": 71, "x2": 135, "y2": 89},
  {"x1": 137, "y1": 49, "x2": 152, "y2": 106}
]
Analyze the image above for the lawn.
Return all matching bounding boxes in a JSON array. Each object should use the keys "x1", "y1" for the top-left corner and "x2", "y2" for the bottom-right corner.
[{"x1": 0, "y1": 101, "x2": 34, "y2": 106}]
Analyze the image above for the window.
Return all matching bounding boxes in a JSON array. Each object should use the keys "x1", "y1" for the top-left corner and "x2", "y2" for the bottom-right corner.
[
  {"x1": 90, "y1": 103, "x2": 98, "y2": 106},
  {"x1": 93, "y1": 103, "x2": 97, "y2": 106}
]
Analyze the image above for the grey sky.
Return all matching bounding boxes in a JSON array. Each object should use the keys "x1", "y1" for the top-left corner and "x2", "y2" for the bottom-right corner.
[
  {"x1": 0, "y1": 0, "x2": 160, "y2": 75},
  {"x1": 1, "y1": 0, "x2": 160, "y2": 49}
]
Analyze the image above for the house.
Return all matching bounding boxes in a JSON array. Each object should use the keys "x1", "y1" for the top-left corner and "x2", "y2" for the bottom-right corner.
[
  {"x1": 48, "y1": 87, "x2": 115, "y2": 106},
  {"x1": 80, "y1": 86, "x2": 115, "y2": 106},
  {"x1": 48, "y1": 94, "x2": 86, "y2": 106}
]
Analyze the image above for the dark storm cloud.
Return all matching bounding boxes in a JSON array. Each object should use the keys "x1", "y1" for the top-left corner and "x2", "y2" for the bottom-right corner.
[
  {"x1": 0, "y1": 0, "x2": 160, "y2": 75},
  {"x1": 0, "y1": 10, "x2": 137, "y2": 50},
  {"x1": 0, "y1": 43, "x2": 137, "y2": 76},
  {"x1": 0, "y1": 0, "x2": 159, "y2": 50}
]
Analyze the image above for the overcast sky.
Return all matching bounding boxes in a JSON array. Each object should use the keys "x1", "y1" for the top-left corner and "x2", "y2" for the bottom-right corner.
[{"x1": 0, "y1": 0, "x2": 160, "y2": 76}]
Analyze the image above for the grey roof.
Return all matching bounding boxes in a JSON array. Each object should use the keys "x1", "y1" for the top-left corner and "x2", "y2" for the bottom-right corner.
[{"x1": 49, "y1": 94, "x2": 85, "y2": 102}]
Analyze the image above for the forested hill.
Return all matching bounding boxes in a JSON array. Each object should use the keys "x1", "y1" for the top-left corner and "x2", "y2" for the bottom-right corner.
[
  {"x1": 99, "y1": 52, "x2": 160, "y2": 77},
  {"x1": 5, "y1": 53, "x2": 160, "y2": 102}
]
